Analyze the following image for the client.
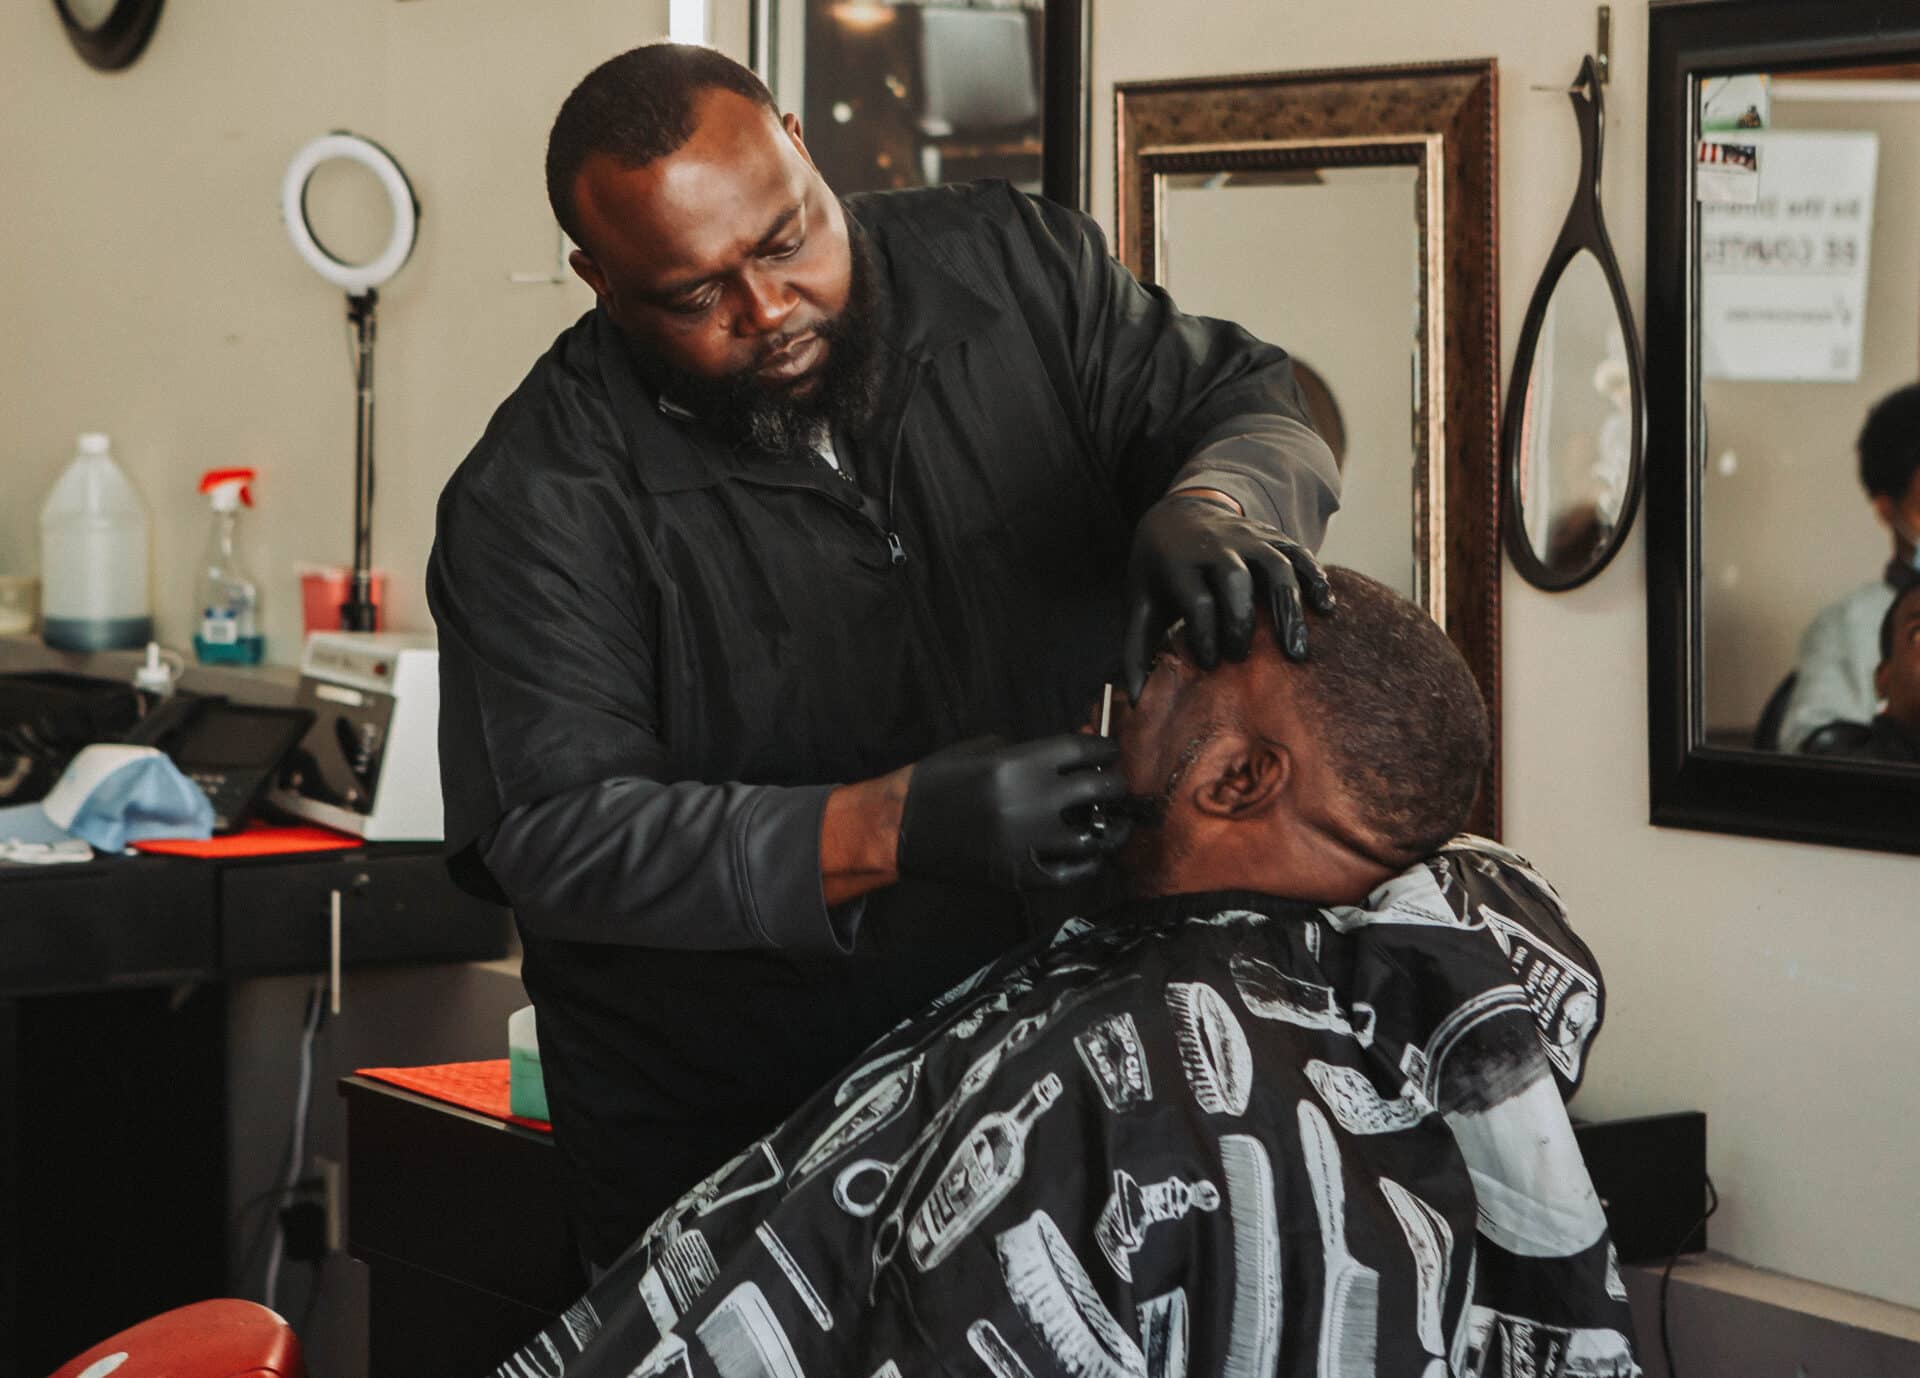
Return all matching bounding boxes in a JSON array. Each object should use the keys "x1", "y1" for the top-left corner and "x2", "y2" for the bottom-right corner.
[
  {"x1": 1802, "y1": 579, "x2": 1920, "y2": 763},
  {"x1": 497, "y1": 569, "x2": 1637, "y2": 1378}
]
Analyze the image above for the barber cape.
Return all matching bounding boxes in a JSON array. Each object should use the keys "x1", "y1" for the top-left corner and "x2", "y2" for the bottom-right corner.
[{"x1": 497, "y1": 838, "x2": 1638, "y2": 1378}]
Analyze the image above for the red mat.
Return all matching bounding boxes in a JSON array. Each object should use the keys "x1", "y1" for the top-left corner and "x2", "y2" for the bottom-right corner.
[
  {"x1": 132, "y1": 822, "x2": 362, "y2": 858},
  {"x1": 357, "y1": 1058, "x2": 553, "y2": 1132}
]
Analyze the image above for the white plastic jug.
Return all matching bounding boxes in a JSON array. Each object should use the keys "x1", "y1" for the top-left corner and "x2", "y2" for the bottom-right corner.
[{"x1": 40, "y1": 432, "x2": 152, "y2": 651}]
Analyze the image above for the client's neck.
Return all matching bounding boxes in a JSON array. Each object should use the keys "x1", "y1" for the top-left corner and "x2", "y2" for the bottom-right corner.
[{"x1": 1150, "y1": 820, "x2": 1406, "y2": 908}]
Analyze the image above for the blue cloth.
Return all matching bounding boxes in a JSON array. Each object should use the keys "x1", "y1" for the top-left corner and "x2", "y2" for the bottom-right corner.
[{"x1": 0, "y1": 745, "x2": 213, "y2": 853}]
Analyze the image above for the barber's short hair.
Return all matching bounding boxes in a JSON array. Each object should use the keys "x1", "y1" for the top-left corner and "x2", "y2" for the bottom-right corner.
[
  {"x1": 1858, "y1": 383, "x2": 1920, "y2": 502},
  {"x1": 1287, "y1": 567, "x2": 1490, "y2": 856},
  {"x1": 547, "y1": 43, "x2": 779, "y2": 250}
]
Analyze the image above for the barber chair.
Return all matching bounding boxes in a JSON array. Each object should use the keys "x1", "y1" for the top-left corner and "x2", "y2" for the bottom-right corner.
[
  {"x1": 49, "y1": 1300, "x2": 303, "y2": 1378},
  {"x1": 1751, "y1": 670, "x2": 1798, "y2": 750}
]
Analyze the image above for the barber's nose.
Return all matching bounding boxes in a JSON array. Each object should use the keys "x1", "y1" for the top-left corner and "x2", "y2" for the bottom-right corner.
[{"x1": 737, "y1": 268, "x2": 797, "y2": 337}]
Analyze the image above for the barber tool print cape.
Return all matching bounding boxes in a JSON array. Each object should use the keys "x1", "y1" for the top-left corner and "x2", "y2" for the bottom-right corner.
[{"x1": 496, "y1": 838, "x2": 1639, "y2": 1378}]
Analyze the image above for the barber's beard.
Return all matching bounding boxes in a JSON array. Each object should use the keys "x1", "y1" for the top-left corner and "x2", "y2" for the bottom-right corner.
[{"x1": 637, "y1": 217, "x2": 885, "y2": 460}]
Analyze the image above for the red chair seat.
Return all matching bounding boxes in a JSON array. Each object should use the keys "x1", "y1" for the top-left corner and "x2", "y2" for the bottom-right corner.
[{"x1": 49, "y1": 1300, "x2": 303, "y2": 1378}]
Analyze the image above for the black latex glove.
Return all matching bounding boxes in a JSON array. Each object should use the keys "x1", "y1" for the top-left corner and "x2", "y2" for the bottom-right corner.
[
  {"x1": 897, "y1": 734, "x2": 1130, "y2": 889},
  {"x1": 1121, "y1": 493, "x2": 1335, "y2": 701}
]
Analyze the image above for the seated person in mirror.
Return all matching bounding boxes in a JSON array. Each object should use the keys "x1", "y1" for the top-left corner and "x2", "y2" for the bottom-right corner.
[
  {"x1": 1802, "y1": 580, "x2": 1920, "y2": 764},
  {"x1": 1779, "y1": 383, "x2": 1920, "y2": 752},
  {"x1": 498, "y1": 569, "x2": 1637, "y2": 1378}
]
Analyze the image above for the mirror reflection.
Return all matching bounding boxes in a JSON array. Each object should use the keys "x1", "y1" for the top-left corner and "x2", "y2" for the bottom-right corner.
[
  {"x1": 1157, "y1": 166, "x2": 1423, "y2": 599},
  {"x1": 1513, "y1": 250, "x2": 1635, "y2": 576},
  {"x1": 63, "y1": 0, "x2": 119, "y2": 27},
  {"x1": 758, "y1": 0, "x2": 1047, "y2": 195},
  {"x1": 1697, "y1": 65, "x2": 1920, "y2": 765}
]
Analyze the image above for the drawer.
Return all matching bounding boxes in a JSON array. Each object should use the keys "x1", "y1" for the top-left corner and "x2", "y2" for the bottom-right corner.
[
  {"x1": 343, "y1": 1076, "x2": 577, "y2": 1314},
  {"x1": 0, "y1": 856, "x2": 217, "y2": 994},
  {"x1": 220, "y1": 849, "x2": 511, "y2": 975}
]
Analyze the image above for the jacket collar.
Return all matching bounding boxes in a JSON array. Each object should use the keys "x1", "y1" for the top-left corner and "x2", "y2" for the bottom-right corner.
[
  {"x1": 597, "y1": 197, "x2": 1003, "y2": 494},
  {"x1": 856, "y1": 199, "x2": 1002, "y2": 361}
]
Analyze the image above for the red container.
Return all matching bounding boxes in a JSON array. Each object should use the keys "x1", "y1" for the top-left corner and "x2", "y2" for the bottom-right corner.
[{"x1": 299, "y1": 566, "x2": 386, "y2": 634}]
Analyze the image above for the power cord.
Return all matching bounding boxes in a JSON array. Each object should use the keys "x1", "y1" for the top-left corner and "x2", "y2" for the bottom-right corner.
[
  {"x1": 263, "y1": 974, "x2": 328, "y2": 1314},
  {"x1": 1657, "y1": 1172, "x2": 1719, "y2": 1378}
]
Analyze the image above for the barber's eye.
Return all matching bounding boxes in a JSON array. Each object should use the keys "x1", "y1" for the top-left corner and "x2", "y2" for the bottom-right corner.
[{"x1": 672, "y1": 290, "x2": 720, "y2": 317}]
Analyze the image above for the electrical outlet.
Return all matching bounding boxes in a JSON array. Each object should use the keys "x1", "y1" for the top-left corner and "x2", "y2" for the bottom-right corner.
[{"x1": 316, "y1": 1154, "x2": 343, "y2": 1254}]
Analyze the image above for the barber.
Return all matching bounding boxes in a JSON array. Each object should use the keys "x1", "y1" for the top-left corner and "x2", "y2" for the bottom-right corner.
[{"x1": 428, "y1": 43, "x2": 1337, "y2": 1271}]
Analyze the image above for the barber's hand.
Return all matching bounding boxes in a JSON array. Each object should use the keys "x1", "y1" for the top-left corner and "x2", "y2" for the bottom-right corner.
[
  {"x1": 897, "y1": 734, "x2": 1130, "y2": 889},
  {"x1": 1121, "y1": 492, "x2": 1334, "y2": 701}
]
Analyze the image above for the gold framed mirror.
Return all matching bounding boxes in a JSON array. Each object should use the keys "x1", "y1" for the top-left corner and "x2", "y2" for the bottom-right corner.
[{"x1": 1116, "y1": 60, "x2": 1502, "y2": 832}]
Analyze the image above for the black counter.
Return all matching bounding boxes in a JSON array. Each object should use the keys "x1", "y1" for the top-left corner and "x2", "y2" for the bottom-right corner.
[{"x1": 0, "y1": 842, "x2": 512, "y2": 1376}]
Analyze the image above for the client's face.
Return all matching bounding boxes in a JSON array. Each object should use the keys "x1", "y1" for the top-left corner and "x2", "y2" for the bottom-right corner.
[
  {"x1": 1096, "y1": 625, "x2": 1287, "y2": 891},
  {"x1": 1880, "y1": 587, "x2": 1920, "y2": 724},
  {"x1": 1107, "y1": 625, "x2": 1239, "y2": 799}
]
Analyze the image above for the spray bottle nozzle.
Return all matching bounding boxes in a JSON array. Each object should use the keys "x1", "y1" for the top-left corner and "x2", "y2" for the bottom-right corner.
[{"x1": 199, "y1": 467, "x2": 257, "y2": 510}]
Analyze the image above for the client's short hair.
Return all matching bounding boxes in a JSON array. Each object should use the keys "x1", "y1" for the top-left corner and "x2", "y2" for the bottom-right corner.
[
  {"x1": 1287, "y1": 567, "x2": 1490, "y2": 855},
  {"x1": 546, "y1": 43, "x2": 779, "y2": 249},
  {"x1": 1859, "y1": 383, "x2": 1920, "y2": 503}
]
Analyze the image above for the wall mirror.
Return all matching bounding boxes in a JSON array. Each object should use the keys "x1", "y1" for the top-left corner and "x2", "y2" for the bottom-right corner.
[
  {"x1": 1117, "y1": 60, "x2": 1502, "y2": 832},
  {"x1": 53, "y1": 0, "x2": 164, "y2": 71},
  {"x1": 1648, "y1": 0, "x2": 1920, "y2": 853},
  {"x1": 751, "y1": 0, "x2": 1090, "y2": 207},
  {"x1": 1505, "y1": 55, "x2": 1646, "y2": 590}
]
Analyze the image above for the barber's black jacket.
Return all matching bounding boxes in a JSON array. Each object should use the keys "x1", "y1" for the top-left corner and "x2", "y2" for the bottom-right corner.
[{"x1": 429, "y1": 181, "x2": 1338, "y2": 1264}]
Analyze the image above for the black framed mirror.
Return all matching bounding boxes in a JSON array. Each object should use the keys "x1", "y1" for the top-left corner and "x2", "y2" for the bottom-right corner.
[
  {"x1": 1648, "y1": 0, "x2": 1920, "y2": 854},
  {"x1": 1504, "y1": 55, "x2": 1646, "y2": 591},
  {"x1": 748, "y1": 0, "x2": 1090, "y2": 208},
  {"x1": 53, "y1": 0, "x2": 163, "y2": 72}
]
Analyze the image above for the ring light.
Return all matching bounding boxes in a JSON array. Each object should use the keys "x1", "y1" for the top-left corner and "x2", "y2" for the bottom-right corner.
[
  {"x1": 280, "y1": 132, "x2": 418, "y2": 295},
  {"x1": 281, "y1": 131, "x2": 420, "y2": 633}
]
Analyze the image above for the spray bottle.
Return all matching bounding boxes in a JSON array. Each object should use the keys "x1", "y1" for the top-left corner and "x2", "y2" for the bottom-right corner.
[{"x1": 193, "y1": 467, "x2": 263, "y2": 664}]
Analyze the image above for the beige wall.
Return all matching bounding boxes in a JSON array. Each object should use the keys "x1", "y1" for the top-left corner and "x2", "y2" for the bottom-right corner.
[
  {"x1": 0, "y1": 0, "x2": 667, "y2": 654},
  {"x1": 3, "y1": 0, "x2": 1917, "y2": 1321},
  {"x1": 1090, "y1": 0, "x2": 1920, "y2": 1311}
]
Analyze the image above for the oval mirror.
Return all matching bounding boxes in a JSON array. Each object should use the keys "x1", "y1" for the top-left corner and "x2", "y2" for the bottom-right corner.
[
  {"x1": 1503, "y1": 55, "x2": 1645, "y2": 590},
  {"x1": 52, "y1": 0, "x2": 164, "y2": 72}
]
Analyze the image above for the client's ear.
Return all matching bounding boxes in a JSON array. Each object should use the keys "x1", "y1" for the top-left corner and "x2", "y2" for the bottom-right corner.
[{"x1": 1192, "y1": 737, "x2": 1291, "y2": 819}]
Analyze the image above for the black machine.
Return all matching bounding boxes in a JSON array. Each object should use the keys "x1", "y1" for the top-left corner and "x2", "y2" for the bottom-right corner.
[
  {"x1": 0, "y1": 672, "x2": 314, "y2": 835},
  {"x1": 125, "y1": 694, "x2": 314, "y2": 834},
  {"x1": 0, "y1": 671, "x2": 143, "y2": 806}
]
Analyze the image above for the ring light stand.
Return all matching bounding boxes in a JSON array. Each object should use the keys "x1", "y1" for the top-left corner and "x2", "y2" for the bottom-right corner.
[{"x1": 281, "y1": 132, "x2": 419, "y2": 633}]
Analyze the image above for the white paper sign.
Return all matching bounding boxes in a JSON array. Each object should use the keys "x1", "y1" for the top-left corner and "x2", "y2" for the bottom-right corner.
[{"x1": 1700, "y1": 130, "x2": 1879, "y2": 382}]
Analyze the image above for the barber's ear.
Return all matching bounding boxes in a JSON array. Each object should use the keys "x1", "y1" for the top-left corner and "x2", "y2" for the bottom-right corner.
[
  {"x1": 1876, "y1": 660, "x2": 1891, "y2": 701},
  {"x1": 1192, "y1": 738, "x2": 1290, "y2": 819},
  {"x1": 569, "y1": 249, "x2": 610, "y2": 301},
  {"x1": 783, "y1": 112, "x2": 815, "y2": 168}
]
